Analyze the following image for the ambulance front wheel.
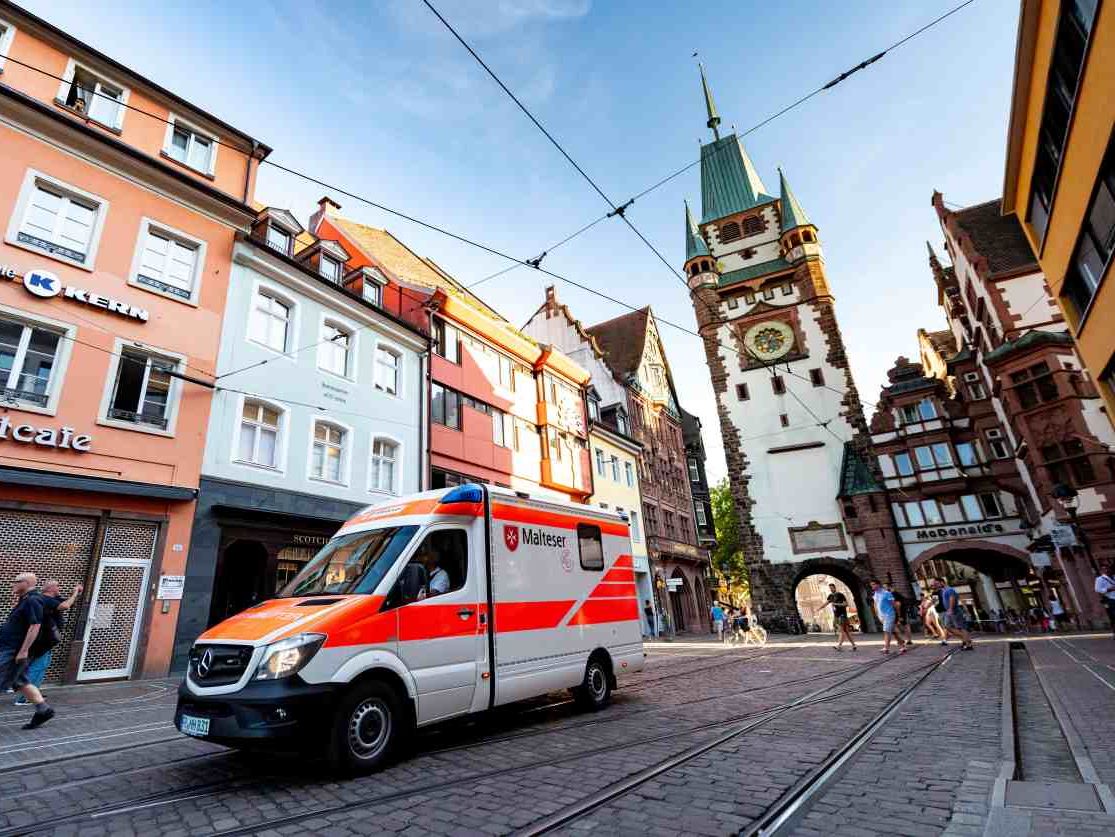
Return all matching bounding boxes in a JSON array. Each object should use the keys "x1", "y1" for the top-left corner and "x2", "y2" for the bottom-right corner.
[
  {"x1": 328, "y1": 679, "x2": 408, "y2": 774},
  {"x1": 574, "y1": 655, "x2": 612, "y2": 711}
]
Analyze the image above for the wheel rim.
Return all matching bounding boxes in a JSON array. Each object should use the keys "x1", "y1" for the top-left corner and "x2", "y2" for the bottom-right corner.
[
  {"x1": 348, "y1": 698, "x2": 391, "y2": 760},
  {"x1": 588, "y1": 665, "x2": 607, "y2": 701}
]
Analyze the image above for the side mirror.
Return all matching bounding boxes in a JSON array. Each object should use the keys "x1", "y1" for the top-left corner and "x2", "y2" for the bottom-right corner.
[{"x1": 397, "y1": 563, "x2": 427, "y2": 604}]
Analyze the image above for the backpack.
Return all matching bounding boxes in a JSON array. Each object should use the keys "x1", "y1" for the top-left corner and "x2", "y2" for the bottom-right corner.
[{"x1": 28, "y1": 593, "x2": 63, "y2": 658}]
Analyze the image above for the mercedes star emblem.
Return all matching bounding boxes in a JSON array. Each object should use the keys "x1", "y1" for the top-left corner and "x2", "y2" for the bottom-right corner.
[{"x1": 197, "y1": 648, "x2": 214, "y2": 678}]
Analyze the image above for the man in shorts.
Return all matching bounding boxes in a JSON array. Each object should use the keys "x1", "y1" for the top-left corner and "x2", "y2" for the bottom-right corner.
[
  {"x1": 825, "y1": 583, "x2": 857, "y2": 651},
  {"x1": 871, "y1": 579, "x2": 900, "y2": 654},
  {"x1": 888, "y1": 583, "x2": 913, "y2": 651},
  {"x1": 710, "y1": 601, "x2": 725, "y2": 641},
  {"x1": 0, "y1": 573, "x2": 55, "y2": 728},
  {"x1": 932, "y1": 578, "x2": 973, "y2": 650}
]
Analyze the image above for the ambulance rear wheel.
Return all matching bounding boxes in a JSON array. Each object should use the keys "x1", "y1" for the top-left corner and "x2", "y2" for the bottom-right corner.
[
  {"x1": 574, "y1": 657, "x2": 612, "y2": 711},
  {"x1": 328, "y1": 680, "x2": 405, "y2": 774}
]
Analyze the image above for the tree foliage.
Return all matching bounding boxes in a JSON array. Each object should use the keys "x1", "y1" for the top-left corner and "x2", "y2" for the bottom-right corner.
[{"x1": 710, "y1": 478, "x2": 749, "y2": 599}]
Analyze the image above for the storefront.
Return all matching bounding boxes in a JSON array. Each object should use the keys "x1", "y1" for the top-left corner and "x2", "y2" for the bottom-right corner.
[
  {"x1": 0, "y1": 468, "x2": 196, "y2": 682},
  {"x1": 172, "y1": 477, "x2": 364, "y2": 671}
]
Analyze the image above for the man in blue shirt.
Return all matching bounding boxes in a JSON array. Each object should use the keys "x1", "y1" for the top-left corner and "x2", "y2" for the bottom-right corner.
[
  {"x1": 710, "y1": 602, "x2": 725, "y2": 641},
  {"x1": 932, "y1": 578, "x2": 974, "y2": 650},
  {"x1": 870, "y1": 579, "x2": 900, "y2": 654},
  {"x1": 0, "y1": 573, "x2": 55, "y2": 728}
]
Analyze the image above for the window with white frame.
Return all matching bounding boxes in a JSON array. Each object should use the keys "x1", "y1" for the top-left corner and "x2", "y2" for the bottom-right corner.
[
  {"x1": 266, "y1": 224, "x2": 292, "y2": 256},
  {"x1": 960, "y1": 494, "x2": 983, "y2": 521},
  {"x1": 0, "y1": 20, "x2": 15, "y2": 71},
  {"x1": 914, "y1": 443, "x2": 952, "y2": 470},
  {"x1": 13, "y1": 175, "x2": 103, "y2": 266},
  {"x1": 370, "y1": 438, "x2": 398, "y2": 494},
  {"x1": 596, "y1": 448, "x2": 606, "y2": 475},
  {"x1": 248, "y1": 289, "x2": 291, "y2": 352},
  {"x1": 363, "y1": 279, "x2": 382, "y2": 307},
  {"x1": 956, "y1": 441, "x2": 979, "y2": 467},
  {"x1": 492, "y1": 409, "x2": 511, "y2": 448},
  {"x1": 695, "y1": 501, "x2": 708, "y2": 528},
  {"x1": 319, "y1": 321, "x2": 351, "y2": 378},
  {"x1": 963, "y1": 371, "x2": 987, "y2": 400},
  {"x1": 980, "y1": 492, "x2": 1003, "y2": 518},
  {"x1": 629, "y1": 510, "x2": 641, "y2": 542},
  {"x1": 0, "y1": 315, "x2": 62, "y2": 407},
  {"x1": 107, "y1": 348, "x2": 176, "y2": 429},
  {"x1": 374, "y1": 345, "x2": 400, "y2": 395},
  {"x1": 320, "y1": 255, "x2": 342, "y2": 283},
  {"x1": 237, "y1": 400, "x2": 282, "y2": 468},
  {"x1": 310, "y1": 421, "x2": 346, "y2": 483},
  {"x1": 61, "y1": 64, "x2": 126, "y2": 129},
  {"x1": 920, "y1": 499, "x2": 944, "y2": 525},
  {"x1": 986, "y1": 428, "x2": 1011, "y2": 459},
  {"x1": 134, "y1": 222, "x2": 201, "y2": 301},
  {"x1": 610, "y1": 455, "x2": 620, "y2": 482},
  {"x1": 165, "y1": 119, "x2": 216, "y2": 174},
  {"x1": 893, "y1": 451, "x2": 915, "y2": 476},
  {"x1": 902, "y1": 501, "x2": 925, "y2": 527},
  {"x1": 625, "y1": 461, "x2": 635, "y2": 487}
]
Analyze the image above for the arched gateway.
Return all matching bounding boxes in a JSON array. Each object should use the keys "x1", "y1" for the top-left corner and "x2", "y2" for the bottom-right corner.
[{"x1": 792, "y1": 558, "x2": 878, "y2": 634}]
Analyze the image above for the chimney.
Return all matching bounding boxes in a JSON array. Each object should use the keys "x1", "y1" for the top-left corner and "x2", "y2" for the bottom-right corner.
[{"x1": 308, "y1": 196, "x2": 343, "y2": 234}]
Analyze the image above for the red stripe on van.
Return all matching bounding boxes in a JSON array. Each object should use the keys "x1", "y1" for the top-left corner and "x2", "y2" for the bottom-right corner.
[
  {"x1": 491, "y1": 504, "x2": 629, "y2": 537},
  {"x1": 567, "y1": 597, "x2": 639, "y2": 626},
  {"x1": 492, "y1": 600, "x2": 576, "y2": 632},
  {"x1": 602, "y1": 567, "x2": 635, "y2": 583},
  {"x1": 612, "y1": 554, "x2": 634, "y2": 569},
  {"x1": 590, "y1": 582, "x2": 637, "y2": 599},
  {"x1": 399, "y1": 604, "x2": 479, "y2": 641}
]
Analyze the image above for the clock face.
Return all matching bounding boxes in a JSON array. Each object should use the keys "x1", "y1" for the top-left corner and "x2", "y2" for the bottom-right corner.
[{"x1": 744, "y1": 321, "x2": 794, "y2": 361}]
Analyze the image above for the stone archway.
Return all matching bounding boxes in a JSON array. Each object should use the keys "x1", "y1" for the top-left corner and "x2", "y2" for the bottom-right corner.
[
  {"x1": 910, "y1": 540, "x2": 1038, "y2": 625},
  {"x1": 790, "y1": 557, "x2": 878, "y2": 633},
  {"x1": 669, "y1": 568, "x2": 691, "y2": 632}
]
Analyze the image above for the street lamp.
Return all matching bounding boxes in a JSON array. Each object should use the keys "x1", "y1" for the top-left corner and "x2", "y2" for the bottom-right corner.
[{"x1": 1052, "y1": 483, "x2": 1098, "y2": 573}]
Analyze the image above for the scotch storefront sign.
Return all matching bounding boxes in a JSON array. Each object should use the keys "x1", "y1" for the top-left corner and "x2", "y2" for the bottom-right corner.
[
  {"x1": 0, "y1": 416, "x2": 91, "y2": 451},
  {"x1": 2, "y1": 265, "x2": 149, "y2": 322}
]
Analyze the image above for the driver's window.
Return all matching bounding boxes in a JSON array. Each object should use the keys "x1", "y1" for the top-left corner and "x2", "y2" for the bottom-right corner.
[{"x1": 393, "y1": 529, "x2": 468, "y2": 606}]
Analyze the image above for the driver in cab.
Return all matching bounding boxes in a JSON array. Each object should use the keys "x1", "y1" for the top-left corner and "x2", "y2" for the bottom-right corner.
[{"x1": 416, "y1": 542, "x2": 450, "y2": 600}]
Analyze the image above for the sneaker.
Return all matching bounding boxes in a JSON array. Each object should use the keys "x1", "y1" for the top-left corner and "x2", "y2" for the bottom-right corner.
[
  {"x1": 940, "y1": 641, "x2": 948, "y2": 646},
  {"x1": 13, "y1": 697, "x2": 28, "y2": 706},
  {"x1": 833, "y1": 646, "x2": 843, "y2": 651},
  {"x1": 22, "y1": 706, "x2": 54, "y2": 730},
  {"x1": 851, "y1": 646, "x2": 858, "y2": 652}
]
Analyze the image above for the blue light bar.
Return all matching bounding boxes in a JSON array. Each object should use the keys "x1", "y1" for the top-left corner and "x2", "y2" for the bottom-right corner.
[{"x1": 441, "y1": 484, "x2": 483, "y2": 505}]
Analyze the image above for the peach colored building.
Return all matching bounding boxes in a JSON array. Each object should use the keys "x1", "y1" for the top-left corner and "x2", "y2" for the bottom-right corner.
[
  {"x1": 310, "y1": 199, "x2": 594, "y2": 500},
  {"x1": 0, "y1": 3, "x2": 268, "y2": 681}
]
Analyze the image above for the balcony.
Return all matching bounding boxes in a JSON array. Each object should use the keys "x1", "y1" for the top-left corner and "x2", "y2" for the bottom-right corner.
[
  {"x1": 107, "y1": 408, "x2": 169, "y2": 430},
  {"x1": 2, "y1": 387, "x2": 49, "y2": 408}
]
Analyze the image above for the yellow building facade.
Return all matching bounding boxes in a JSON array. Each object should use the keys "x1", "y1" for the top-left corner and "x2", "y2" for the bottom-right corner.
[
  {"x1": 1003, "y1": 0, "x2": 1115, "y2": 419},
  {"x1": 588, "y1": 424, "x2": 655, "y2": 633}
]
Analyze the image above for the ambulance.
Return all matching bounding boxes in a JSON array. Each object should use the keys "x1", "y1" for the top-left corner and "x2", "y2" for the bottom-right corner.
[{"x1": 175, "y1": 483, "x2": 645, "y2": 772}]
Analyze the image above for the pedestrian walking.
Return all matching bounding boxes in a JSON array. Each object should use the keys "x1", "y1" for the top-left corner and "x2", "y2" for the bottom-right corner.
[
  {"x1": 15, "y1": 580, "x2": 82, "y2": 706},
  {"x1": 888, "y1": 584, "x2": 913, "y2": 651},
  {"x1": 1048, "y1": 596, "x2": 1066, "y2": 632},
  {"x1": 824, "y1": 583, "x2": 857, "y2": 651},
  {"x1": 643, "y1": 599, "x2": 655, "y2": 638},
  {"x1": 932, "y1": 578, "x2": 973, "y2": 650},
  {"x1": 870, "y1": 579, "x2": 899, "y2": 654},
  {"x1": 0, "y1": 573, "x2": 55, "y2": 729},
  {"x1": 1096, "y1": 562, "x2": 1115, "y2": 638},
  {"x1": 920, "y1": 592, "x2": 946, "y2": 642},
  {"x1": 710, "y1": 601, "x2": 725, "y2": 641}
]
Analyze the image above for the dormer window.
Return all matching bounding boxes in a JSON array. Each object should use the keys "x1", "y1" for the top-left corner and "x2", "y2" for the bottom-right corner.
[
  {"x1": 163, "y1": 117, "x2": 217, "y2": 175},
  {"x1": 266, "y1": 224, "x2": 292, "y2": 256},
  {"x1": 587, "y1": 388, "x2": 601, "y2": 422},
  {"x1": 345, "y1": 266, "x2": 388, "y2": 308},
  {"x1": 320, "y1": 255, "x2": 342, "y2": 283},
  {"x1": 615, "y1": 408, "x2": 629, "y2": 436}
]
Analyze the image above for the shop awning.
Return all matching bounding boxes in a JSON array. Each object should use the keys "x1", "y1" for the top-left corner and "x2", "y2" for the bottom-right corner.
[{"x1": 0, "y1": 466, "x2": 197, "y2": 500}]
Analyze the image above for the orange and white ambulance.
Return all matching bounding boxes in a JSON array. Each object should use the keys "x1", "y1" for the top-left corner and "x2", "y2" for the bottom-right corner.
[{"x1": 175, "y1": 483, "x2": 644, "y2": 771}]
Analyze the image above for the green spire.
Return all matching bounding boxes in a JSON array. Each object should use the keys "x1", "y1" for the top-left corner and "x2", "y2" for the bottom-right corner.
[
  {"x1": 700, "y1": 63, "x2": 721, "y2": 140},
  {"x1": 685, "y1": 200, "x2": 710, "y2": 261},
  {"x1": 700, "y1": 136, "x2": 773, "y2": 223},
  {"x1": 778, "y1": 168, "x2": 812, "y2": 233}
]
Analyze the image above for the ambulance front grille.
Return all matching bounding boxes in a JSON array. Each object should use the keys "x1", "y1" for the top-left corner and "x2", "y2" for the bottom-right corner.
[{"x1": 189, "y1": 644, "x2": 253, "y2": 686}]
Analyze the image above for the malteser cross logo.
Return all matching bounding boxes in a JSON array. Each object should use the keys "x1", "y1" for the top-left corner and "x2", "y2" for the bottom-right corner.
[{"x1": 504, "y1": 525, "x2": 520, "y2": 552}]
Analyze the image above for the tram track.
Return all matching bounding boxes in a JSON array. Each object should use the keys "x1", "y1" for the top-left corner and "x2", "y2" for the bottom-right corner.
[{"x1": 14, "y1": 650, "x2": 922, "y2": 837}]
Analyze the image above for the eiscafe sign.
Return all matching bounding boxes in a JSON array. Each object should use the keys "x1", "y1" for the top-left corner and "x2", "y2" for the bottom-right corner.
[
  {"x1": 1, "y1": 265, "x2": 149, "y2": 322},
  {"x1": 0, "y1": 417, "x2": 91, "y2": 452}
]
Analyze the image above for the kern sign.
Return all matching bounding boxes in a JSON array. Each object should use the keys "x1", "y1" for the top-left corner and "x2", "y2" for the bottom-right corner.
[{"x1": 2, "y1": 264, "x2": 149, "y2": 322}]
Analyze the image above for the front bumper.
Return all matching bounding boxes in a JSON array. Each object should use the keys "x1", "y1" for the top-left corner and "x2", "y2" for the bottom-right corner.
[{"x1": 175, "y1": 677, "x2": 341, "y2": 747}]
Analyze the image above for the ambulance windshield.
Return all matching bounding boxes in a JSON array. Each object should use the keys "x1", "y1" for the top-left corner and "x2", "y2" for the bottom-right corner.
[{"x1": 278, "y1": 525, "x2": 418, "y2": 598}]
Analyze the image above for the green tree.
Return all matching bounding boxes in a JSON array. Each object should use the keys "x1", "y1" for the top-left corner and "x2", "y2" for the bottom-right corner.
[{"x1": 710, "y1": 478, "x2": 750, "y2": 601}]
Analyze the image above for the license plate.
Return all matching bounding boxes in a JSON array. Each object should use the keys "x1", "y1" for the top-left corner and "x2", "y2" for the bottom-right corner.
[{"x1": 179, "y1": 714, "x2": 210, "y2": 737}]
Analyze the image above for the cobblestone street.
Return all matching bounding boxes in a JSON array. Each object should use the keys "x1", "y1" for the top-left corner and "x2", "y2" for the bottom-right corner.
[{"x1": 1, "y1": 634, "x2": 1112, "y2": 837}]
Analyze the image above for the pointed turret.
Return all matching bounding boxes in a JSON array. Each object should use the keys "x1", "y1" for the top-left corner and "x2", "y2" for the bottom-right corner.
[
  {"x1": 778, "y1": 168, "x2": 811, "y2": 233},
  {"x1": 685, "y1": 200, "x2": 710, "y2": 261},
  {"x1": 700, "y1": 63, "x2": 721, "y2": 141}
]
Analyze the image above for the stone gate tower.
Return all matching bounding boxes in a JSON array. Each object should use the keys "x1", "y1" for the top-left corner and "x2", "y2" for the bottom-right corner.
[{"x1": 684, "y1": 66, "x2": 910, "y2": 626}]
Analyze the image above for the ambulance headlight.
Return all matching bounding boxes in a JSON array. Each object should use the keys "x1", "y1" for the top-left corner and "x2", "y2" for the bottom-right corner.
[{"x1": 254, "y1": 633, "x2": 326, "y2": 680}]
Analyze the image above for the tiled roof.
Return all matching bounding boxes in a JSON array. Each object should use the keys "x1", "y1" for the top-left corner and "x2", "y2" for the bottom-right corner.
[
  {"x1": 952, "y1": 200, "x2": 1039, "y2": 277},
  {"x1": 719, "y1": 258, "x2": 794, "y2": 287},
  {"x1": 330, "y1": 216, "x2": 508, "y2": 323},
  {"x1": 700, "y1": 134, "x2": 775, "y2": 223},
  {"x1": 838, "y1": 443, "x2": 883, "y2": 497},
  {"x1": 586, "y1": 307, "x2": 650, "y2": 379}
]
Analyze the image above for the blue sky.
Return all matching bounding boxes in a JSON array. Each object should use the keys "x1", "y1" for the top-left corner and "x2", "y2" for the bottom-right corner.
[{"x1": 28, "y1": 0, "x2": 1020, "y2": 481}]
